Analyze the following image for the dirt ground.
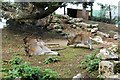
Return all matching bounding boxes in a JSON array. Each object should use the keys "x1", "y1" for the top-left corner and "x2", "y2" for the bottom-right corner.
[{"x1": 1, "y1": 20, "x2": 119, "y2": 78}]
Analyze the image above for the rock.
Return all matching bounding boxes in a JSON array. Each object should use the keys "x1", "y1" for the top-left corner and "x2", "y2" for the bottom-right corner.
[
  {"x1": 71, "y1": 24, "x2": 76, "y2": 29},
  {"x1": 86, "y1": 28, "x2": 91, "y2": 32},
  {"x1": 113, "y1": 33, "x2": 119, "y2": 40},
  {"x1": 92, "y1": 36, "x2": 103, "y2": 43},
  {"x1": 99, "y1": 61, "x2": 114, "y2": 78},
  {"x1": 53, "y1": 23, "x2": 63, "y2": 29},
  {"x1": 91, "y1": 28, "x2": 98, "y2": 33},
  {"x1": 72, "y1": 73, "x2": 82, "y2": 80},
  {"x1": 55, "y1": 29, "x2": 63, "y2": 33},
  {"x1": 96, "y1": 48, "x2": 119, "y2": 60},
  {"x1": 99, "y1": 61, "x2": 120, "y2": 79},
  {"x1": 68, "y1": 18, "x2": 83, "y2": 24},
  {"x1": 73, "y1": 18, "x2": 83, "y2": 22},
  {"x1": 92, "y1": 24, "x2": 99, "y2": 28},
  {"x1": 108, "y1": 45, "x2": 118, "y2": 54},
  {"x1": 97, "y1": 48, "x2": 119, "y2": 60},
  {"x1": 106, "y1": 74, "x2": 120, "y2": 80},
  {"x1": 52, "y1": 17, "x2": 59, "y2": 22},
  {"x1": 75, "y1": 23, "x2": 82, "y2": 28},
  {"x1": 97, "y1": 31, "x2": 110, "y2": 38}
]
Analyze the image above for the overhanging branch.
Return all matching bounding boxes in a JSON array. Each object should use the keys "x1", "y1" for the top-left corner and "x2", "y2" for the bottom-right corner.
[{"x1": 16, "y1": 2, "x2": 63, "y2": 20}]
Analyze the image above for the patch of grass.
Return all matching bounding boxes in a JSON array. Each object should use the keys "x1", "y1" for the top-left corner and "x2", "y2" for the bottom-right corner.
[{"x1": 58, "y1": 47, "x2": 89, "y2": 61}]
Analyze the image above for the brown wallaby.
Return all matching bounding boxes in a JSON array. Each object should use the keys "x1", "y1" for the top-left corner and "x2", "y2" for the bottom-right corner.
[
  {"x1": 23, "y1": 36, "x2": 60, "y2": 56},
  {"x1": 23, "y1": 37, "x2": 39, "y2": 57},
  {"x1": 67, "y1": 31, "x2": 93, "y2": 49}
]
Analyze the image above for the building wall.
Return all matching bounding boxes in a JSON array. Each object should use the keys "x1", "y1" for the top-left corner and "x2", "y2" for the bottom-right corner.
[
  {"x1": 67, "y1": 8, "x2": 90, "y2": 20},
  {"x1": 77, "y1": 10, "x2": 89, "y2": 20}
]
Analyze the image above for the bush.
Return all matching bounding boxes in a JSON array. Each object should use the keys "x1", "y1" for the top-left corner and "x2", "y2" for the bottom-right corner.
[
  {"x1": 80, "y1": 53, "x2": 101, "y2": 73},
  {"x1": 42, "y1": 69, "x2": 59, "y2": 80},
  {"x1": 9, "y1": 56, "x2": 22, "y2": 65},
  {"x1": 44, "y1": 56, "x2": 59, "y2": 64},
  {"x1": 91, "y1": 16, "x2": 116, "y2": 24},
  {"x1": 2, "y1": 56, "x2": 59, "y2": 80}
]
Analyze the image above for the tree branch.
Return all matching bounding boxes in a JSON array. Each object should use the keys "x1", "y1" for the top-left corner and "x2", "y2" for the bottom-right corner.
[{"x1": 16, "y1": 2, "x2": 63, "y2": 20}]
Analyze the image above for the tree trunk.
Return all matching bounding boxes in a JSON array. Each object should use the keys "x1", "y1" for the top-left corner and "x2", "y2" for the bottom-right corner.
[
  {"x1": 82, "y1": 7, "x2": 86, "y2": 20},
  {"x1": 109, "y1": 5, "x2": 112, "y2": 24},
  {"x1": 64, "y1": 5, "x2": 66, "y2": 15},
  {"x1": 90, "y1": 3, "x2": 93, "y2": 20}
]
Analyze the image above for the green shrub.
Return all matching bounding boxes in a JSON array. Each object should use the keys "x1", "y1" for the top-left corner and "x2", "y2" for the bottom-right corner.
[
  {"x1": 2, "y1": 56, "x2": 59, "y2": 80},
  {"x1": 3, "y1": 62, "x2": 42, "y2": 80},
  {"x1": 42, "y1": 69, "x2": 59, "y2": 80},
  {"x1": 44, "y1": 56, "x2": 59, "y2": 64},
  {"x1": 80, "y1": 53, "x2": 101, "y2": 73},
  {"x1": 9, "y1": 56, "x2": 22, "y2": 65}
]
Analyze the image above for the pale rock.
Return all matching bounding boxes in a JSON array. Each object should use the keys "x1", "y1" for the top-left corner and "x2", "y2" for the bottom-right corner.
[
  {"x1": 99, "y1": 61, "x2": 120, "y2": 79},
  {"x1": 92, "y1": 36, "x2": 103, "y2": 43},
  {"x1": 72, "y1": 73, "x2": 82, "y2": 80},
  {"x1": 106, "y1": 74, "x2": 120, "y2": 80},
  {"x1": 79, "y1": 22, "x2": 90, "y2": 27},
  {"x1": 99, "y1": 61, "x2": 114, "y2": 78},
  {"x1": 92, "y1": 24, "x2": 99, "y2": 28},
  {"x1": 97, "y1": 48, "x2": 119, "y2": 60},
  {"x1": 53, "y1": 23, "x2": 63, "y2": 29},
  {"x1": 108, "y1": 45, "x2": 118, "y2": 53},
  {"x1": 91, "y1": 28, "x2": 98, "y2": 33},
  {"x1": 97, "y1": 31, "x2": 110, "y2": 38},
  {"x1": 113, "y1": 33, "x2": 119, "y2": 40},
  {"x1": 68, "y1": 18, "x2": 83, "y2": 24}
]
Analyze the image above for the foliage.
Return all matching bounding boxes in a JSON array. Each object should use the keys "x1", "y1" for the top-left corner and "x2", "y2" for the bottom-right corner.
[
  {"x1": 91, "y1": 16, "x2": 117, "y2": 24},
  {"x1": 42, "y1": 69, "x2": 59, "y2": 80},
  {"x1": 80, "y1": 53, "x2": 101, "y2": 73},
  {"x1": 2, "y1": 56, "x2": 59, "y2": 80},
  {"x1": 97, "y1": 74, "x2": 104, "y2": 80},
  {"x1": 44, "y1": 56, "x2": 59, "y2": 64},
  {"x1": 97, "y1": 3, "x2": 117, "y2": 23},
  {"x1": 9, "y1": 56, "x2": 22, "y2": 65}
]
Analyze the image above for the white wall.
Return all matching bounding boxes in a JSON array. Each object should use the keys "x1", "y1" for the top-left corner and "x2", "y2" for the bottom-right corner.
[{"x1": 55, "y1": 3, "x2": 86, "y2": 15}]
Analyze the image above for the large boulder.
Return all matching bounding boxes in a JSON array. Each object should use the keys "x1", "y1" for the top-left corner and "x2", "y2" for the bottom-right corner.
[
  {"x1": 99, "y1": 61, "x2": 114, "y2": 78},
  {"x1": 99, "y1": 61, "x2": 120, "y2": 79},
  {"x1": 96, "y1": 45, "x2": 119, "y2": 60}
]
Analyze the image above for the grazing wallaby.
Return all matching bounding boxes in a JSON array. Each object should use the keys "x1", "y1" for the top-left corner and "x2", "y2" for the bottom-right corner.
[{"x1": 67, "y1": 31, "x2": 93, "y2": 49}]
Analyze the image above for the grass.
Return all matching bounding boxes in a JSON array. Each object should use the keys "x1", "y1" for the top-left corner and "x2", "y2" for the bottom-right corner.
[{"x1": 2, "y1": 28, "x2": 99, "y2": 78}]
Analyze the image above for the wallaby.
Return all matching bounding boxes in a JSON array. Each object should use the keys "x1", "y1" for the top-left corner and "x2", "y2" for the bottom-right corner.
[
  {"x1": 23, "y1": 36, "x2": 45, "y2": 56},
  {"x1": 23, "y1": 37, "x2": 59, "y2": 57},
  {"x1": 67, "y1": 31, "x2": 93, "y2": 49}
]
